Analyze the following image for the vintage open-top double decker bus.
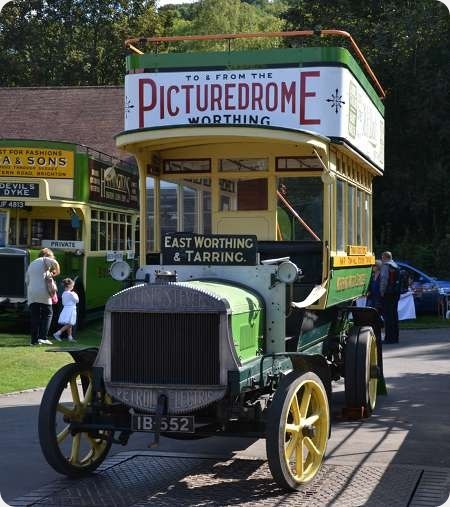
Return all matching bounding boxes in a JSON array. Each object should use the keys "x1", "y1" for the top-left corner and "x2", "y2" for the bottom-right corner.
[{"x1": 38, "y1": 30, "x2": 385, "y2": 490}]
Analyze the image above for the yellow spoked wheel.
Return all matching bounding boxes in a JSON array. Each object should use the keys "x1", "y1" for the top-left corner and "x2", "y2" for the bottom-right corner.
[
  {"x1": 345, "y1": 326, "x2": 378, "y2": 414},
  {"x1": 266, "y1": 371, "x2": 330, "y2": 490},
  {"x1": 38, "y1": 363, "x2": 112, "y2": 476}
]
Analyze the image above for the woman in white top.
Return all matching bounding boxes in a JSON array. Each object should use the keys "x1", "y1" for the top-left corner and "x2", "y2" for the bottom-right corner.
[
  {"x1": 53, "y1": 278, "x2": 79, "y2": 342},
  {"x1": 25, "y1": 248, "x2": 60, "y2": 346}
]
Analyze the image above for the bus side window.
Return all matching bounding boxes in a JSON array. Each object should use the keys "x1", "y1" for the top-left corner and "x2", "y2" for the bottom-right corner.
[
  {"x1": 277, "y1": 177, "x2": 323, "y2": 241},
  {"x1": 19, "y1": 218, "x2": 28, "y2": 245},
  {"x1": 31, "y1": 219, "x2": 55, "y2": 246},
  {"x1": 58, "y1": 220, "x2": 78, "y2": 241}
]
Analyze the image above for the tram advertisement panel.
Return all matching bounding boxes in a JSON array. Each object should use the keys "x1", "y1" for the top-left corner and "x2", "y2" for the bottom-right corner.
[
  {"x1": 0, "y1": 147, "x2": 74, "y2": 178},
  {"x1": 125, "y1": 66, "x2": 384, "y2": 170},
  {"x1": 89, "y1": 159, "x2": 139, "y2": 209}
]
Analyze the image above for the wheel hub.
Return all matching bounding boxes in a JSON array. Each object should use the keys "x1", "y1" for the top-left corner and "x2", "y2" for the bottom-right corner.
[{"x1": 303, "y1": 425, "x2": 316, "y2": 438}]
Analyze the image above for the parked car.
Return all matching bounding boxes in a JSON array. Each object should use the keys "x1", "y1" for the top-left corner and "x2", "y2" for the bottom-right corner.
[{"x1": 397, "y1": 261, "x2": 450, "y2": 314}]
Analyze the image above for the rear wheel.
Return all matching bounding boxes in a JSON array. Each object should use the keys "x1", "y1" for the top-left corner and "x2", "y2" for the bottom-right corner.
[
  {"x1": 345, "y1": 326, "x2": 378, "y2": 414},
  {"x1": 266, "y1": 371, "x2": 329, "y2": 490},
  {"x1": 38, "y1": 363, "x2": 112, "y2": 476}
]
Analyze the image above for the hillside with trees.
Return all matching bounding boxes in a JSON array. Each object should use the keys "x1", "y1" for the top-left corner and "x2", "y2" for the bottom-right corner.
[{"x1": 1, "y1": 0, "x2": 449, "y2": 275}]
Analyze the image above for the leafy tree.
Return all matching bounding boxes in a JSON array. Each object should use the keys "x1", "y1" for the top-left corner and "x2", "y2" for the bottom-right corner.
[
  {"x1": 156, "y1": 0, "x2": 285, "y2": 52},
  {"x1": 0, "y1": 0, "x2": 161, "y2": 85}
]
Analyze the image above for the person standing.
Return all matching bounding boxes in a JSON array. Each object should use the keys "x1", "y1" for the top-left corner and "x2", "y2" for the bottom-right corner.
[
  {"x1": 25, "y1": 248, "x2": 60, "y2": 346},
  {"x1": 366, "y1": 259, "x2": 382, "y2": 311},
  {"x1": 53, "y1": 278, "x2": 78, "y2": 342},
  {"x1": 379, "y1": 251, "x2": 401, "y2": 344}
]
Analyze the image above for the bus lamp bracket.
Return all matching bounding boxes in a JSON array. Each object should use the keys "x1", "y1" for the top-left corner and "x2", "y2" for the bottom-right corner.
[{"x1": 265, "y1": 259, "x2": 302, "y2": 288}]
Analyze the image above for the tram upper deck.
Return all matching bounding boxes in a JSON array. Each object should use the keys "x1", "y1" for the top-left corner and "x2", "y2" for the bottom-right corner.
[{"x1": 116, "y1": 31, "x2": 385, "y2": 308}]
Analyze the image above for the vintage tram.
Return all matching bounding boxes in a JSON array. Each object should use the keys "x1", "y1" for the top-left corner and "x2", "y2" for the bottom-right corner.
[
  {"x1": 38, "y1": 30, "x2": 385, "y2": 490},
  {"x1": 0, "y1": 140, "x2": 139, "y2": 327}
]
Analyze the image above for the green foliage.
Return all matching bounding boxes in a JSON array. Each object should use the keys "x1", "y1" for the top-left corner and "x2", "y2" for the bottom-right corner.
[
  {"x1": 0, "y1": 0, "x2": 161, "y2": 85},
  {"x1": 156, "y1": 0, "x2": 285, "y2": 52}
]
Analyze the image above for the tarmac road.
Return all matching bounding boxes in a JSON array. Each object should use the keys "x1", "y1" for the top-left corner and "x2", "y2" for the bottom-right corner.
[{"x1": 1, "y1": 328, "x2": 449, "y2": 504}]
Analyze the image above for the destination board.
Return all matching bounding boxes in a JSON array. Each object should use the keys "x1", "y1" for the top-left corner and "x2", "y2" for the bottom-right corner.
[
  {"x1": 161, "y1": 233, "x2": 257, "y2": 265},
  {"x1": 0, "y1": 182, "x2": 39, "y2": 197}
]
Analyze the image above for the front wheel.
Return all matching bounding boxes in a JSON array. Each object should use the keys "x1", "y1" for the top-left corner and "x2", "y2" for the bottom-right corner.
[
  {"x1": 38, "y1": 363, "x2": 112, "y2": 476},
  {"x1": 266, "y1": 371, "x2": 330, "y2": 490}
]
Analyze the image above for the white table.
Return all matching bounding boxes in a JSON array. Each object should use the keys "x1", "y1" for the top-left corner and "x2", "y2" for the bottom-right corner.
[{"x1": 356, "y1": 291, "x2": 416, "y2": 320}]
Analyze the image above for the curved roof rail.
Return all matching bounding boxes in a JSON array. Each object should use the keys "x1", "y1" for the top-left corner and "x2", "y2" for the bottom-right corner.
[{"x1": 125, "y1": 30, "x2": 385, "y2": 99}]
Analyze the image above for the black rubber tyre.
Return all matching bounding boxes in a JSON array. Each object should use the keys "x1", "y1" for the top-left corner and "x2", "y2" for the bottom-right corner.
[
  {"x1": 38, "y1": 363, "x2": 112, "y2": 477},
  {"x1": 266, "y1": 371, "x2": 330, "y2": 490},
  {"x1": 344, "y1": 326, "x2": 378, "y2": 414}
]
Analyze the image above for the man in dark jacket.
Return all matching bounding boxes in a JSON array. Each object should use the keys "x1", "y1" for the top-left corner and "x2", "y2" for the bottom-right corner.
[{"x1": 379, "y1": 251, "x2": 400, "y2": 344}]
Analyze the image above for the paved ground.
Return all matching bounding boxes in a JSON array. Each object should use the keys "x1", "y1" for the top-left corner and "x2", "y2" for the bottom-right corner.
[{"x1": 1, "y1": 328, "x2": 450, "y2": 506}]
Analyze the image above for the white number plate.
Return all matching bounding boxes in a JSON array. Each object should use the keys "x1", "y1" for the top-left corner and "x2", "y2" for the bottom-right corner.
[{"x1": 131, "y1": 414, "x2": 194, "y2": 433}]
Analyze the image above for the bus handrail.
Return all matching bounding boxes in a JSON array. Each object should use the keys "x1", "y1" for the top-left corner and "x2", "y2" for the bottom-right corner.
[
  {"x1": 277, "y1": 190, "x2": 321, "y2": 242},
  {"x1": 125, "y1": 29, "x2": 385, "y2": 99}
]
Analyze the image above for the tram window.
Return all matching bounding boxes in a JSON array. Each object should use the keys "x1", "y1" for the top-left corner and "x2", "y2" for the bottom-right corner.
[
  {"x1": 146, "y1": 177, "x2": 155, "y2": 252},
  {"x1": 183, "y1": 186, "x2": 196, "y2": 232},
  {"x1": 91, "y1": 210, "x2": 134, "y2": 251},
  {"x1": 19, "y1": 218, "x2": 28, "y2": 245},
  {"x1": 164, "y1": 159, "x2": 210, "y2": 174},
  {"x1": 119, "y1": 223, "x2": 126, "y2": 250},
  {"x1": 31, "y1": 219, "x2": 55, "y2": 246},
  {"x1": 203, "y1": 191, "x2": 211, "y2": 234},
  {"x1": 336, "y1": 179, "x2": 345, "y2": 251},
  {"x1": 160, "y1": 181, "x2": 178, "y2": 235},
  {"x1": 277, "y1": 177, "x2": 323, "y2": 241},
  {"x1": 9, "y1": 217, "x2": 16, "y2": 245},
  {"x1": 219, "y1": 178, "x2": 268, "y2": 211},
  {"x1": 220, "y1": 159, "x2": 267, "y2": 172},
  {"x1": 99, "y1": 222, "x2": 107, "y2": 250},
  {"x1": 91, "y1": 220, "x2": 98, "y2": 251},
  {"x1": 356, "y1": 190, "x2": 363, "y2": 245},
  {"x1": 365, "y1": 194, "x2": 371, "y2": 247},
  {"x1": 58, "y1": 220, "x2": 78, "y2": 241},
  {"x1": 159, "y1": 179, "x2": 211, "y2": 237},
  {"x1": 0, "y1": 213, "x2": 6, "y2": 247},
  {"x1": 276, "y1": 157, "x2": 322, "y2": 171},
  {"x1": 348, "y1": 185, "x2": 355, "y2": 245}
]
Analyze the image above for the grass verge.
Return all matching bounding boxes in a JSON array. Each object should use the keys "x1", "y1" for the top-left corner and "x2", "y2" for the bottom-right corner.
[
  {"x1": 0, "y1": 320, "x2": 103, "y2": 395},
  {"x1": 399, "y1": 315, "x2": 450, "y2": 329},
  {"x1": 1, "y1": 314, "x2": 448, "y2": 394}
]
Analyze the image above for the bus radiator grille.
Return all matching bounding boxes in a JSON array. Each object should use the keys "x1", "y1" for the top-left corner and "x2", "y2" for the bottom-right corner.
[{"x1": 110, "y1": 312, "x2": 221, "y2": 385}]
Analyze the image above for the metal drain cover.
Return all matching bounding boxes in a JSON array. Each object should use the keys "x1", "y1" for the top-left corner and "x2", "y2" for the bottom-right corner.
[{"x1": 9, "y1": 453, "x2": 448, "y2": 507}]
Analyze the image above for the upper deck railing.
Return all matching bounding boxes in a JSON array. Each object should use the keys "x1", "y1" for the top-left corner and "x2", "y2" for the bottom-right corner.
[{"x1": 125, "y1": 30, "x2": 385, "y2": 99}]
